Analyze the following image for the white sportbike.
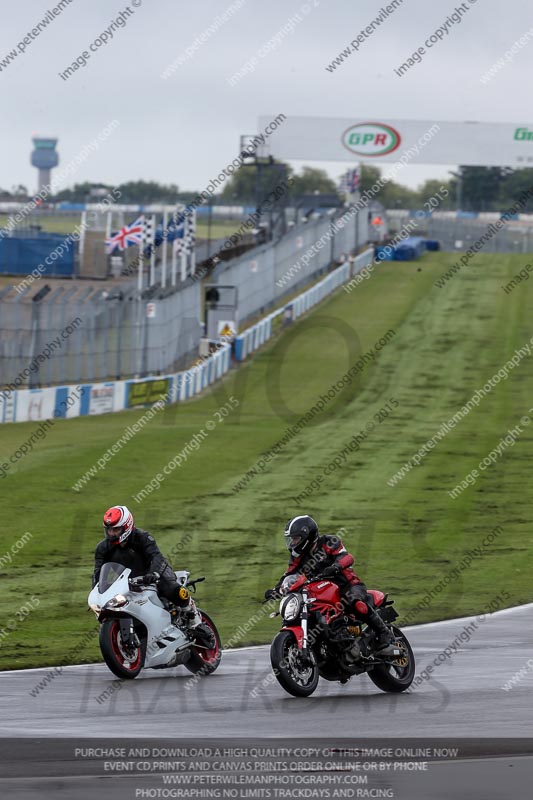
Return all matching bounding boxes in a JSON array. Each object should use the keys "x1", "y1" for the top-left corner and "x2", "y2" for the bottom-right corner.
[{"x1": 88, "y1": 562, "x2": 221, "y2": 679}]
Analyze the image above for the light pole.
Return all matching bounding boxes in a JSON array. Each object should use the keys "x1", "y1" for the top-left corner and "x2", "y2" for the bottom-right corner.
[
  {"x1": 449, "y1": 169, "x2": 463, "y2": 212},
  {"x1": 207, "y1": 200, "x2": 213, "y2": 260}
]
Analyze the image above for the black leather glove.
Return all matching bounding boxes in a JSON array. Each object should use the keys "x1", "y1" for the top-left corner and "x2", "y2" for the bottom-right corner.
[
  {"x1": 140, "y1": 571, "x2": 160, "y2": 585},
  {"x1": 264, "y1": 588, "x2": 280, "y2": 601},
  {"x1": 320, "y1": 564, "x2": 340, "y2": 578}
]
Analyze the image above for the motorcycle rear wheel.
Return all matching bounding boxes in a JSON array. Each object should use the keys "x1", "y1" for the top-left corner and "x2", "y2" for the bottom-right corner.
[
  {"x1": 270, "y1": 630, "x2": 319, "y2": 697},
  {"x1": 100, "y1": 618, "x2": 143, "y2": 680},
  {"x1": 368, "y1": 626, "x2": 415, "y2": 692}
]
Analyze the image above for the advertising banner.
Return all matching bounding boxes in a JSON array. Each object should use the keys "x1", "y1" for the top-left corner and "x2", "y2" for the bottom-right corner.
[
  {"x1": 89, "y1": 383, "x2": 115, "y2": 415},
  {"x1": 258, "y1": 116, "x2": 533, "y2": 167},
  {"x1": 127, "y1": 378, "x2": 170, "y2": 408}
]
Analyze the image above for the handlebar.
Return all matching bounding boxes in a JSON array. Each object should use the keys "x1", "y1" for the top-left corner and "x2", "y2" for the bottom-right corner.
[
  {"x1": 129, "y1": 574, "x2": 159, "y2": 588},
  {"x1": 186, "y1": 576, "x2": 206, "y2": 592}
]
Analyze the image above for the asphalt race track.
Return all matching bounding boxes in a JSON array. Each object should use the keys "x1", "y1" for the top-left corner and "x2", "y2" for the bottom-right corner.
[
  {"x1": 2, "y1": 604, "x2": 533, "y2": 737},
  {"x1": 0, "y1": 605, "x2": 532, "y2": 798}
]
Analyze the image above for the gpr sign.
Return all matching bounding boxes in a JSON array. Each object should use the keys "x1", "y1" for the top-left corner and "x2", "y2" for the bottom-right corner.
[
  {"x1": 258, "y1": 115, "x2": 533, "y2": 166},
  {"x1": 342, "y1": 123, "x2": 401, "y2": 156}
]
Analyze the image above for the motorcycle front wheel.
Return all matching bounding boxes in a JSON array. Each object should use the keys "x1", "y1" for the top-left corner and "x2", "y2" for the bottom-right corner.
[
  {"x1": 368, "y1": 626, "x2": 415, "y2": 692},
  {"x1": 99, "y1": 618, "x2": 144, "y2": 679},
  {"x1": 184, "y1": 611, "x2": 222, "y2": 675},
  {"x1": 270, "y1": 630, "x2": 319, "y2": 697}
]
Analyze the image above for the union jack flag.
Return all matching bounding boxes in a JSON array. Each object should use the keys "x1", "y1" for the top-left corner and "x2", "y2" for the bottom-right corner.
[{"x1": 105, "y1": 216, "x2": 144, "y2": 254}]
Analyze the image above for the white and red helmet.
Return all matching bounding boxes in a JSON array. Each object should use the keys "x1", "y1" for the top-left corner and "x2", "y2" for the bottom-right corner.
[{"x1": 103, "y1": 505, "x2": 134, "y2": 544}]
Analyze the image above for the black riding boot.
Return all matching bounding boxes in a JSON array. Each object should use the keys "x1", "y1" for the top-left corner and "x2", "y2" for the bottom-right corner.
[
  {"x1": 182, "y1": 601, "x2": 216, "y2": 649},
  {"x1": 366, "y1": 608, "x2": 395, "y2": 655}
]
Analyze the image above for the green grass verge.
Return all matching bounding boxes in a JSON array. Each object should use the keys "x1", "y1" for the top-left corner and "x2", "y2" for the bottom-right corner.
[
  {"x1": 1, "y1": 251, "x2": 532, "y2": 670},
  {"x1": 0, "y1": 214, "x2": 242, "y2": 240}
]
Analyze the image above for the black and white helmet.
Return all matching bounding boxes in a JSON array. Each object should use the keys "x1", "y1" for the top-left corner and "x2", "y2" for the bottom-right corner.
[{"x1": 284, "y1": 515, "x2": 319, "y2": 557}]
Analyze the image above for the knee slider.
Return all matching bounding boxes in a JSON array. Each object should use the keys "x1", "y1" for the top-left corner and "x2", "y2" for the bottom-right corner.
[{"x1": 355, "y1": 600, "x2": 368, "y2": 615}]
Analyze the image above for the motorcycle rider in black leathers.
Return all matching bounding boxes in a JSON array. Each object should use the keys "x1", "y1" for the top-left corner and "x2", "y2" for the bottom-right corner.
[
  {"x1": 265, "y1": 515, "x2": 395, "y2": 655},
  {"x1": 93, "y1": 505, "x2": 214, "y2": 648}
]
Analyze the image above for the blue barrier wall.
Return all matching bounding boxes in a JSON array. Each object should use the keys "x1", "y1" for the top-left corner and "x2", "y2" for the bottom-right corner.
[{"x1": 0, "y1": 234, "x2": 75, "y2": 277}]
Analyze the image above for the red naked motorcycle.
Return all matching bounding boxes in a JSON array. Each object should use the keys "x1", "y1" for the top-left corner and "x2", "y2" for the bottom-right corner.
[{"x1": 268, "y1": 573, "x2": 415, "y2": 697}]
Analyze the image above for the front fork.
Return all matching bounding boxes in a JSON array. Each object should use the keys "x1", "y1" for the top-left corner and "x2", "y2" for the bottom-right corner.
[
  {"x1": 301, "y1": 589, "x2": 309, "y2": 654},
  {"x1": 118, "y1": 616, "x2": 137, "y2": 649}
]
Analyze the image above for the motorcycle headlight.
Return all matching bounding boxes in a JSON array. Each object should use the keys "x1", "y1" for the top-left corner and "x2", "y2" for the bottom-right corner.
[
  {"x1": 105, "y1": 594, "x2": 128, "y2": 609},
  {"x1": 280, "y1": 593, "x2": 302, "y2": 622}
]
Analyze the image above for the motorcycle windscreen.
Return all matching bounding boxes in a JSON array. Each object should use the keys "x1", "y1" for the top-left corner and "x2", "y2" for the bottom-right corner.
[{"x1": 98, "y1": 562, "x2": 128, "y2": 593}]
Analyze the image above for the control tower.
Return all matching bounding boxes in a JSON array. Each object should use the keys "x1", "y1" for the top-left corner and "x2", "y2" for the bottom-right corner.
[{"x1": 31, "y1": 137, "x2": 59, "y2": 193}]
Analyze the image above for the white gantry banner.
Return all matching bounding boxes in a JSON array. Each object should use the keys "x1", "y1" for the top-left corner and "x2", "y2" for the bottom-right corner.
[{"x1": 257, "y1": 116, "x2": 533, "y2": 167}]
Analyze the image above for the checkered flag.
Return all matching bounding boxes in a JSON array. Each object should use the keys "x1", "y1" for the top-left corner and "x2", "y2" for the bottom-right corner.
[
  {"x1": 142, "y1": 215, "x2": 154, "y2": 249},
  {"x1": 185, "y1": 211, "x2": 196, "y2": 275},
  {"x1": 184, "y1": 211, "x2": 196, "y2": 257},
  {"x1": 172, "y1": 235, "x2": 183, "y2": 258}
]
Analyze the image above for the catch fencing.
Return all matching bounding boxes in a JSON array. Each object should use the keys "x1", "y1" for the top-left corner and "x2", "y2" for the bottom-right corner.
[
  {"x1": 234, "y1": 248, "x2": 374, "y2": 361},
  {"x1": 0, "y1": 281, "x2": 202, "y2": 389},
  {"x1": 211, "y1": 207, "x2": 368, "y2": 324},
  {"x1": 1, "y1": 249, "x2": 374, "y2": 423},
  {"x1": 387, "y1": 210, "x2": 533, "y2": 255}
]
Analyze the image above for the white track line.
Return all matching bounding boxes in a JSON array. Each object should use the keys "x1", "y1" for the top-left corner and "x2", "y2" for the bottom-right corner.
[{"x1": 1, "y1": 602, "x2": 532, "y2": 676}]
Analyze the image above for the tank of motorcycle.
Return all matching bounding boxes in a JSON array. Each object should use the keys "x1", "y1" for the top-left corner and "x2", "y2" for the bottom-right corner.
[{"x1": 306, "y1": 579, "x2": 342, "y2": 605}]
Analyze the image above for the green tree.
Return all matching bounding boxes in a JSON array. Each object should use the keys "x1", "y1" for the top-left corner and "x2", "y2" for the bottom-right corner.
[
  {"x1": 458, "y1": 167, "x2": 509, "y2": 211},
  {"x1": 116, "y1": 181, "x2": 179, "y2": 204},
  {"x1": 54, "y1": 181, "x2": 180, "y2": 204},
  {"x1": 291, "y1": 167, "x2": 337, "y2": 196},
  {"x1": 499, "y1": 168, "x2": 533, "y2": 211},
  {"x1": 11, "y1": 184, "x2": 28, "y2": 200},
  {"x1": 359, "y1": 165, "x2": 381, "y2": 194},
  {"x1": 358, "y1": 165, "x2": 418, "y2": 208},
  {"x1": 417, "y1": 179, "x2": 453, "y2": 210},
  {"x1": 378, "y1": 180, "x2": 419, "y2": 209},
  {"x1": 221, "y1": 160, "x2": 292, "y2": 205},
  {"x1": 54, "y1": 182, "x2": 103, "y2": 202}
]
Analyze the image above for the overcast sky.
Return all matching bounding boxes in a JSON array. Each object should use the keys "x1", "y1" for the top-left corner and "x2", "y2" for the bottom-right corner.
[{"x1": 2, "y1": 0, "x2": 532, "y2": 195}]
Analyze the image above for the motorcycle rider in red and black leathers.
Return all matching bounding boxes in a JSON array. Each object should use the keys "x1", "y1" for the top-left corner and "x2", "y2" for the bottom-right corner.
[
  {"x1": 93, "y1": 505, "x2": 215, "y2": 648},
  {"x1": 265, "y1": 515, "x2": 395, "y2": 655}
]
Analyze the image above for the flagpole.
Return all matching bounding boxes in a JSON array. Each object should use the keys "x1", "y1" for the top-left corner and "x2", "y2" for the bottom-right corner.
[
  {"x1": 149, "y1": 213, "x2": 156, "y2": 287},
  {"x1": 138, "y1": 214, "x2": 144, "y2": 293},
  {"x1": 171, "y1": 238, "x2": 178, "y2": 286},
  {"x1": 162, "y1": 208, "x2": 169, "y2": 289},
  {"x1": 180, "y1": 232, "x2": 187, "y2": 282},
  {"x1": 79, "y1": 210, "x2": 87, "y2": 278},
  {"x1": 171, "y1": 207, "x2": 179, "y2": 287},
  {"x1": 105, "y1": 209, "x2": 112, "y2": 239},
  {"x1": 190, "y1": 209, "x2": 196, "y2": 275}
]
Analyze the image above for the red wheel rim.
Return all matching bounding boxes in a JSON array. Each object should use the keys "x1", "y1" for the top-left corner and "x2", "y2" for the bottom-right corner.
[
  {"x1": 110, "y1": 620, "x2": 141, "y2": 671},
  {"x1": 194, "y1": 616, "x2": 219, "y2": 663}
]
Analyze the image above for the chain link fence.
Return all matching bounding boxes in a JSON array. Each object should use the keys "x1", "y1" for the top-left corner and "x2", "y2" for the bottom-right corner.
[
  {"x1": 211, "y1": 207, "x2": 368, "y2": 324},
  {"x1": 0, "y1": 282, "x2": 201, "y2": 390},
  {"x1": 387, "y1": 210, "x2": 533, "y2": 255},
  {"x1": 1, "y1": 207, "x2": 369, "y2": 390}
]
